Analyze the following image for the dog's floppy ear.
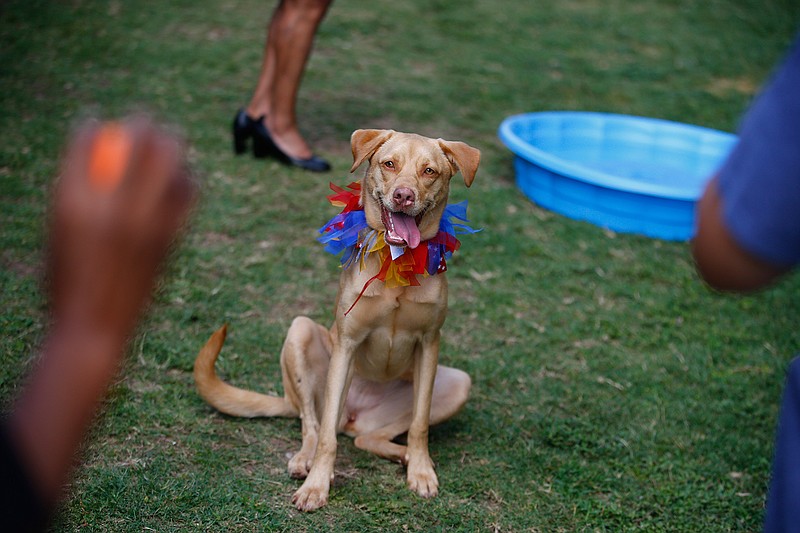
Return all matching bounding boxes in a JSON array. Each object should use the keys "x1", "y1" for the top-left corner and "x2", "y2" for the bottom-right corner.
[
  {"x1": 350, "y1": 129, "x2": 395, "y2": 172},
  {"x1": 438, "y1": 139, "x2": 480, "y2": 187}
]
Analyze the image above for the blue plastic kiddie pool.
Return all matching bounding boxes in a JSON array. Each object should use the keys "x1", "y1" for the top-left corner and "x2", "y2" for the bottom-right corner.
[{"x1": 498, "y1": 111, "x2": 737, "y2": 241}]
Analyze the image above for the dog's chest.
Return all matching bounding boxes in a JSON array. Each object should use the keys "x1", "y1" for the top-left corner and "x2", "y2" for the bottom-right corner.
[
  {"x1": 353, "y1": 328, "x2": 421, "y2": 380},
  {"x1": 345, "y1": 284, "x2": 447, "y2": 381}
]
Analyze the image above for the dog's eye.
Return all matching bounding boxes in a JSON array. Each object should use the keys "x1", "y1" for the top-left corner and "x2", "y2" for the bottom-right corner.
[
  {"x1": 424, "y1": 167, "x2": 436, "y2": 176},
  {"x1": 383, "y1": 161, "x2": 394, "y2": 169}
]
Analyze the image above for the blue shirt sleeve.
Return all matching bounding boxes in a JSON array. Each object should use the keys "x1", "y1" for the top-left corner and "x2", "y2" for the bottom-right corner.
[{"x1": 716, "y1": 34, "x2": 800, "y2": 268}]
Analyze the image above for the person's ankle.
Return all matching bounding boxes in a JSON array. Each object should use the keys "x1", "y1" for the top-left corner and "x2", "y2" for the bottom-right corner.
[{"x1": 244, "y1": 105, "x2": 267, "y2": 120}]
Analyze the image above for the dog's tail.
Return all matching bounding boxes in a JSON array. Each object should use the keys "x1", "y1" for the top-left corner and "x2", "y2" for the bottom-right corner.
[{"x1": 193, "y1": 325, "x2": 298, "y2": 418}]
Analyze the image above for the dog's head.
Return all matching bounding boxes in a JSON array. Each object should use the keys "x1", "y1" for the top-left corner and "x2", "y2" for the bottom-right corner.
[{"x1": 350, "y1": 129, "x2": 480, "y2": 248}]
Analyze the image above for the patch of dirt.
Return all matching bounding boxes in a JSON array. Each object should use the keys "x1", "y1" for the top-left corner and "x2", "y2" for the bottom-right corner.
[{"x1": 705, "y1": 76, "x2": 757, "y2": 97}]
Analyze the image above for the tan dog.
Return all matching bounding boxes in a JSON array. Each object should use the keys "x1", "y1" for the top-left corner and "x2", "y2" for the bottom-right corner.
[{"x1": 193, "y1": 129, "x2": 480, "y2": 511}]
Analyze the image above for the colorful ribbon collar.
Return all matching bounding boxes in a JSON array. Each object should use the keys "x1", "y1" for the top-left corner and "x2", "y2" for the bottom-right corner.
[{"x1": 319, "y1": 181, "x2": 479, "y2": 314}]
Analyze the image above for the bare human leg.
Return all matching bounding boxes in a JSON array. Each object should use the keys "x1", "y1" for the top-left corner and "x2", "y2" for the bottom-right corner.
[{"x1": 245, "y1": 0, "x2": 333, "y2": 160}]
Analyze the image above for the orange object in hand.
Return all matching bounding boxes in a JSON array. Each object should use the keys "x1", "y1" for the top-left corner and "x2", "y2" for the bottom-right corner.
[{"x1": 88, "y1": 123, "x2": 132, "y2": 192}]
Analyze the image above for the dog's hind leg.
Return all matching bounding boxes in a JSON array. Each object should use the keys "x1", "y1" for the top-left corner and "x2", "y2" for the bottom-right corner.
[
  {"x1": 347, "y1": 365, "x2": 471, "y2": 465},
  {"x1": 280, "y1": 316, "x2": 333, "y2": 479},
  {"x1": 353, "y1": 423, "x2": 410, "y2": 464}
]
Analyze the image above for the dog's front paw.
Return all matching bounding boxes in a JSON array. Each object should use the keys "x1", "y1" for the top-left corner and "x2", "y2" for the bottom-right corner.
[
  {"x1": 406, "y1": 455, "x2": 439, "y2": 498},
  {"x1": 292, "y1": 478, "x2": 330, "y2": 512}
]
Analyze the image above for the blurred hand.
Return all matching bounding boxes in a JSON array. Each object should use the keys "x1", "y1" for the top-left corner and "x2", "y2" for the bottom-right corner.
[
  {"x1": 5, "y1": 117, "x2": 198, "y2": 517},
  {"x1": 48, "y1": 116, "x2": 197, "y2": 342}
]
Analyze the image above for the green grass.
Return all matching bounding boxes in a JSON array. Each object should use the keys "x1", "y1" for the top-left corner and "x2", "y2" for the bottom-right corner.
[{"x1": 3, "y1": 0, "x2": 800, "y2": 530}]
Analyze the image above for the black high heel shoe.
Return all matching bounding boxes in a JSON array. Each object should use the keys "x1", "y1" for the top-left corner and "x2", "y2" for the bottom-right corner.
[
  {"x1": 250, "y1": 118, "x2": 332, "y2": 172},
  {"x1": 232, "y1": 109, "x2": 331, "y2": 172}
]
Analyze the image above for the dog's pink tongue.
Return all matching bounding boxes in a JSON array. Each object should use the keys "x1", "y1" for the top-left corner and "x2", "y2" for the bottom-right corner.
[{"x1": 393, "y1": 212, "x2": 421, "y2": 249}]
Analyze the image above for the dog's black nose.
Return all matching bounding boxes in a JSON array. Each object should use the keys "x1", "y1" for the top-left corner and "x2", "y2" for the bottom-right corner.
[{"x1": 392, "y1": 187, "x2": 415, "y2": 208}]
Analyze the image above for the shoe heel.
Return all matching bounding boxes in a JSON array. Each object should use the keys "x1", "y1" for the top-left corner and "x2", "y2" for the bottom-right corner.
[
  {"x1": 232, "y1": 109, "x2": 250, "y2": 155},
  {"x1": 233, "y1": 134, "x2": 247, "y2": 155}
]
